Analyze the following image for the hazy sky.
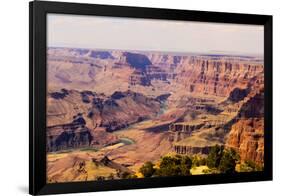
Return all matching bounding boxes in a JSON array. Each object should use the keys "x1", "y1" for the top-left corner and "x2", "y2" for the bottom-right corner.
[{"x1": 47, "y1": 13, "x2": 264, "y2": 55}]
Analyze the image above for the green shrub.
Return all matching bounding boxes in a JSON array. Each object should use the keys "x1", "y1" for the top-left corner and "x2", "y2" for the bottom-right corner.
[
  {"x1": 218, "y1": 148, "x2": 239, "y2": 174},
  {"x1": 240, "y1": 160, "x2": 263, "y2": 172},
  {"x1": 156, "y1": 155, "x2": 192, "y2": 177},
  {"x1": 192, "y1": 156, "x2": 207, "y2": 167},
  {"x1": 199, "y1": 157, "x2": 207, "y2": 166},
  {"x1": 139, "y1": 161, "x2": 156, "y2": 178},
  {"x1": 116, "y1": 170, "x2": 134, "y2": 179},
  {"x1": 202, "y1": 168, "x2": 220, "y2": 174},
  {"x1": 206, "y1": 145, "x2": 224, "y2": 168},
  {"x1": 180, "y1": 156, "x2": 192, "y2": 175}
]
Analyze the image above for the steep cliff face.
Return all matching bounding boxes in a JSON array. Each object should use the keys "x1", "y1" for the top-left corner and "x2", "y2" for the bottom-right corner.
[
  {"x1": 129, "y1": 70, "x2": 151, "y2": 86},
  {"x1": 89, "y1": 51, "x2": 114, "y2": 59},
  {"x1": 47, "y1": 115, "x2": 93, "y2": 152},
  {"x1": 226, "y1": 118, "x2": 264, "y2": 165},
  {"x1": 147, "y1": 53, "x2": 190, "y2": 67},
  {"x1": 174, "y1": 59, "x2": 263, "y2": 97},
  {"x1": 146, "y1": 65, "x2": 170, "y2": 81},
  {"x1": 146, "y1": 53, "x2": 264, "y2": 97},
  {"x1": 173, "y1": 145, "x2": 213, "y2": 155},
  {"x1": 128, "y1": 55, "x2": 263, "y2": 101},
  {"x1": 226, "y1": 90, "x2": 264, "y2": 165},
  {"x1": 226, "y1": 87, "x2": 250, "y2": 103},
  {"x1": 124, "y1": 52, "x2": 152, "y2": 71},
  {"x1": 238, "y1": 90, "x2": 264, "y2": 118}
]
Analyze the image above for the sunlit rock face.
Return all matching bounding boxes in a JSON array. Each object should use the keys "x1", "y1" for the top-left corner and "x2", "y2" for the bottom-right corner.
[{"x1": 226, "y1": 90, "x2": 264, "y2": 165}]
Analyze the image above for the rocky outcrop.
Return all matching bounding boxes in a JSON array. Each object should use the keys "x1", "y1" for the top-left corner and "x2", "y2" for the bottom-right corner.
[
  {"x1": 50, "y1": 88, "x2": 69, "y2": 99},
  {"x1": 92, "y1": 156, "x2": 133, "y2": 174},
  {"x1": 47, "y1": 114, "x2": 93, "y2": 152},
  {"x1": 238, "y1": 90, "x2": 264, "y2": 118},
  {"x1": 146, "y1": 65, "x2": 170, "y2": 81},
  {"x1": 168, "y1": 121, "x2": 210, "y2": 143},
  {"x1": 89, "y1": 51, "x2": 114, "y2": 59},
  {"x1": 169, "y1": 131, "x2": 191, "y2": 142},
  {"x1": 173, "y1": 145, "x2": 213, "y2": 155},
  {"x1": 156, "y1": 93, "x2": 171, "y2": 102},
  {"x1": 124, "y1": 52, "x2": 152, "y2": 71},
  {"x1": 175, "y1": 59, "x2": 263, "y2": 97},
  {"x1": 226, "y1": 87, "x2": 250, "y2": 103},
  {"x1": 226, "y1": 118, "x2": 264, "y2": 165},
  {"x1": 129, "y1": 65, "x2": 174, "y2": 86},
  {"x1": 129, "y1": 70, "x2": 151, "y2": 86},
  {"x1": 226, "y1": 90, "x2": 264, "y2": 165},
  {"x1": 169, "y1": 122, "x2": 204, "y2": 133}
]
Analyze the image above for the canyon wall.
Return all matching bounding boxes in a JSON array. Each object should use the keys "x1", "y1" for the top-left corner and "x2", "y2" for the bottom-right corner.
[
  {"x1": 47, "y1": 48, "x2": 263, "y2": 98},
  {"x1": 226, "y1": 90, "x2": 264, "y2": 165}
]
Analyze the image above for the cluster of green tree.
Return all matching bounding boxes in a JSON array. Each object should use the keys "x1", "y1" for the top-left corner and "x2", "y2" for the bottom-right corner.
[
  {"x1": 139, "y1": 155, "x2": 192, "y2": 178},
  {"x1": 191, "y1": 155, "x2": 206, "y2": 167},
  {"x1": 116, "y1": 170, "x2": 137, "y2": 179},
  {"x1": 239, "y1": 160, "x2": 264, "y2": 172},
  {"x1": 106, "y1": 145, "x2": 262, "y2": 180},
  {"x1": 205, "y1": 145, "x2": 239, "y2": 174},
  {"x1": 139, "y1": 145, "x2": 243, "y2": 178}
]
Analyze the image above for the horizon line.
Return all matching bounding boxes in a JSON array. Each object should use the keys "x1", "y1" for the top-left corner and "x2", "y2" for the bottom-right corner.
[{"x1": 48, "y1": 45, "x2": 264, "y2": 58}]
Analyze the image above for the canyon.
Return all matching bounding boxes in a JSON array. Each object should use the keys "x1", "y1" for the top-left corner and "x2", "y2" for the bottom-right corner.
[{"x1": 47, "y1": 47, "x2": 264, "y2": 182}]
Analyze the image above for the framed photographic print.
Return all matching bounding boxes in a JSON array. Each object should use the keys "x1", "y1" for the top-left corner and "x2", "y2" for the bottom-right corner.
[{"x1": 29, "y1": 1, "x2": 273, "y2": 195}]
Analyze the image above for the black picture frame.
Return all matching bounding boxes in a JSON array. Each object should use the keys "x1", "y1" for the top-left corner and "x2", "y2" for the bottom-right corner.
[{"x1": 29, "y1": 1, "x2": 273, "y2": 195}]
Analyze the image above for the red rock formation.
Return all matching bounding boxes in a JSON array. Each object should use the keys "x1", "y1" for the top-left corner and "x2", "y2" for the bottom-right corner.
[
  {"x1": 226, "y1": 118, "x2": 264, "y2": 165},
  {"x1": 175, "y1": 59, "x2": 263, "y2": 97},
  {"x1": 48, "y1": 48, "x2": 263, "y2": 100},
  {"x1": 169, "y1": 122, "x2": 204, "y2": 134},
  {"x1": 129, "y1": 70, "x2": 151, "y2": 86},
  {"x1": 226, "y1": 90, "x2": 264, "y2": 165},
  {"x1": 173, "y1": 145, "x2": 213, "y2": 155}
]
